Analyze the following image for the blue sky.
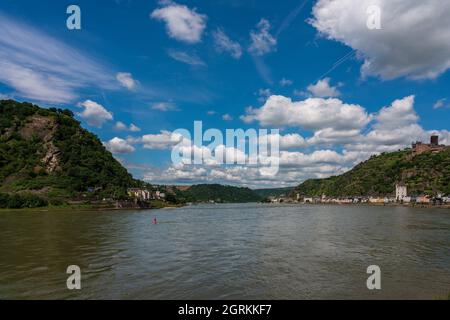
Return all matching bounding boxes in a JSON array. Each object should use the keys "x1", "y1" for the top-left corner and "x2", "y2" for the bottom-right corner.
[{"x1": 1, "y1": 0, "x2": 449, "y2": 188}]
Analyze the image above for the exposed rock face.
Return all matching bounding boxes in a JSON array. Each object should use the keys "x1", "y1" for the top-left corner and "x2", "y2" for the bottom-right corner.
[
  {"x1": 19, "y1": 115, "x2": 54, "y2": 142},
  {"x1": 41, "y1": 143, "x2": 61, "y2": 173},
  {"x1": 19, "y1": 115, "x2": 61, "y2": 173}
]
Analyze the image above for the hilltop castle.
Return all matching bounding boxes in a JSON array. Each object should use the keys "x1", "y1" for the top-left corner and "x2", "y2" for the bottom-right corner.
[{"x1": 411, "y1": 135, "x2": 447, "y2": 156}]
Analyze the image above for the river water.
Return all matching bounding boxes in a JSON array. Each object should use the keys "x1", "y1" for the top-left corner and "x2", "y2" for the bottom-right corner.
[{"x1": 0, "y1": 203, "x2": 449, "y2": 299}]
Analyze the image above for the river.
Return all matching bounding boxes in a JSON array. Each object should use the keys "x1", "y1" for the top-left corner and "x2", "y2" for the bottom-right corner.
[{"x1": 0, "y1": 203, "x2": 449, "y2": 299}]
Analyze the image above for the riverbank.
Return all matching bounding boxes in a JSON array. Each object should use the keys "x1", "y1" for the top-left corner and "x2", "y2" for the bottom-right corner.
[
  {"x1": 0, "y1": 200, "x2": 184, "y2": 212},
  {"x1": 2, "y1": 200, "x2": 449, "y2": 213},
  {"x1": 276, "y1": 201, "x2": 450, "y2": 210}
]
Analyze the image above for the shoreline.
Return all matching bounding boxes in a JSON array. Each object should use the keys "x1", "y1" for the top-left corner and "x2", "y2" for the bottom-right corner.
[
  {"x1": 1, "y1": 201, "x2": 449, "y2": 212},
  {"x1": 0, "y1": 202, "x2": 184, "y2": 213},
  {"x1": 266, "y1": 201, "x2": 450, "y2": 210}
]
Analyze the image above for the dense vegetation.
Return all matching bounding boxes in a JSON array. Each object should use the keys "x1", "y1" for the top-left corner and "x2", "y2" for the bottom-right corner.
[
  {"x1": 253, "y1": 187, "x2": 294, "y2": 198},
  {"x1": 175, "y1": 184, "x2": 263, "y2": 203},
  {"x1": 294, "y1": 149, "x2": 450, "y2": 197},
  {"x1": 0, "y1": 100, "x2": 139, "y2": 206},
  {"x1": 0, "y1": 192, "x2": 48, "y2": 208}
]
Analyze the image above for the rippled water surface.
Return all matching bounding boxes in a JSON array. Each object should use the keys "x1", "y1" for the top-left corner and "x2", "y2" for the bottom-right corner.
[{"x1": 0, "y1": 203, "x2": 449, "y2": 299}]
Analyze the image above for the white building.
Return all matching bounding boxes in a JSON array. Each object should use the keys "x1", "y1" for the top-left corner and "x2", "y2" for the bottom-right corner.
[
  {"x1": 304, "y1": 197, "x2": 313, "y2": 203},
  {"x1": 127, "y1": 188, "x2": 151, "y2": 200},
  {"x1": 396, "y1": 184, "x2": 408, "y2": 201}
]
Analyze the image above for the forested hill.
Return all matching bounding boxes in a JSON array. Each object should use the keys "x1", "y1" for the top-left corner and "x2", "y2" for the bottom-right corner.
[
  {"x1": 294, "y1": 148, "x2": 450, "y2": 197},
  {"x1": 253, "y1": 187, "x2": 294, "y2": 198},
  {"x1": 0, "y1": 100, "x2": 139, "y2": 202},
  {"x1": 174, "y1": 184, "x2": 263, "y2": 203}
]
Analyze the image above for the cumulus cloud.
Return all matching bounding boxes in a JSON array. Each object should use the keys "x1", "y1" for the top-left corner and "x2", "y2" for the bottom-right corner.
[
  {"x1": 104, "y1": 137, "x2": 135, "y2": 154},
  {"x1": 116, "y1": 72, "x2": 138, "y2": 90},
  {"x1": 309, "y1": 0, "x2": 450, "y2": 80},
  {"x1": 151, "y1": 2, "x2": 207, "y2": 44},
  {"x1": 141, "y1": 94, "x2": 450, "y2": 188},
  {"x1": 241, "y1": 95, "x2": 370, "y2": 131},
  {"x1": 141, "y1": 130, "x2": 183, "y2": 150},
  {"x1": 115, "y1": 121, "x2": 141, "y2": 132},
  {"x1": 77, "y1": 100, "x2": 113, "y2": 127},
  {"x1": 362, "y1": 96, "x2": 428, "y2": 148},
  {"x1": 265, "y1": 133, "x2": 306, "y2": 150},
  {"x1": 307, "y1": 78, "x2": 341, "y2": 98},
  {"x1": 248, "y1": 19, "x2": 277, "y2": 56},
  {"x1": 307, "y1": 128, "x2": 363, "y2": 146},
  {"x1": 167, "y1": 49, "x2": 205, "y2": 66},
  {"x1": 373, "y1": 95, "x2": 418, "y2": 130},
  {"x1": 212, "y1": 28, "x2": 242, "y2": 59},
  {"x1": 129, "y1": 124, "x2": 141, "y2": 132}
]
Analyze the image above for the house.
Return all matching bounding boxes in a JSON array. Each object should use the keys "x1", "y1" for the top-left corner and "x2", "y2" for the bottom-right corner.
[
  {"x1": 369, "y1": 197, "x2": 385, "y2": 204},
  {"x1": 416, "y1": 195, "x2": 431, "y2": 204},
  {"x1": 127, "y1": 188, "x2": 151, "y2": 200},
  {"x1": 303, "y1": 197, "x2": 313, "y2": 203},
  {"x1": 402, "y1": 196, "x2": 412, "y2": 203}
]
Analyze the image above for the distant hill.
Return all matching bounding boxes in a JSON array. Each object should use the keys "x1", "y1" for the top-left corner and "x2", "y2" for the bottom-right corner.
[
  {"x1": 294, "y1": 148, "x2": 450, "y2": 197},
  {"x1": 253, "y1": 187, "x2": 294, "y2": 198},
  {"x1": 174, "y1": 184, "x2": 262, "y2": 203},
  {"x1": 0, "y1": 100, "x2": 140, "y2": 205}
]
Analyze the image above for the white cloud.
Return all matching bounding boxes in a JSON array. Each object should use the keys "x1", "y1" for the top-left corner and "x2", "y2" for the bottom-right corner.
[
  {"x1": 265, "y1": 133, "x2": 307, "y2": 150},
  {"x1": 129, "y1": 124, "x2": 141, "y2": 132},
  {"x1": 141, "y1": 130, "x2": 183, "y2": 150},
  {"x1": 142, "y1": 94, "x2": 450, "y2": 188},
  {"x1": 309, "y1": 0, "x2": 450, "y2": 80},
  {"x1": 151, "y1": 2, "x2": 207, "y2": 44},
  {"x1": 115, "y1": 121, "x2": 141, "y2": 132},
  {"x1": 104, "y1": 137, "x2": 135, "y2": 154},
  {"x1": 222, "y1": 114, "x2": 233, "y2": 121},
  {"x1": 77, "y1": 100, "x2": 113, "y2": 128},
  {"x1": 307, "y1": 78, "x2": 341, "y2": 98},
  {"x1": 207, "y1": 110, "x2": 216, "y2": 115},
  {"x1": 167, "y1": 50, "x2": 205, "y2": 66},
  {"x1": 307, "y1": 128, "x2": 363, "y2": 146},
  {"x1": 116, "y1": 72, "x2": 138, "y2": 90},
  {"x1": 212, "y1": 28, "x2": 242, "y2": 59},
  {"x1": 115, "y1": 121, "x2": 127, "y2": 130},
  {"x1": 373, "y1": 95, "x2": 418, "y2": 130},
  {"x1": 0, "y1": 13, "x2": 114, "y2": 104},
  {"x1": 151, "y1": 101, "x2": 179, "y2": 112},
  {"x1": 241, "y1": 95, "x2": 370, "y2": 131},
  {"x1": 248, "y1": 19, "x2": 277, "y2": 56},
  {"x1": 279, "y1": 78, "x2": 293, "y2": 87}
]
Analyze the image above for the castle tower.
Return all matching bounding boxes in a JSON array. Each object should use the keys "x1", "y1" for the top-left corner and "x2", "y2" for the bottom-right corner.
[
  {"x1": 430, "y1": 135, "x2": 439, "y2": 146},
  {"x1": 396, "y1": 184, "x2": 407, "y2": 201}
]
